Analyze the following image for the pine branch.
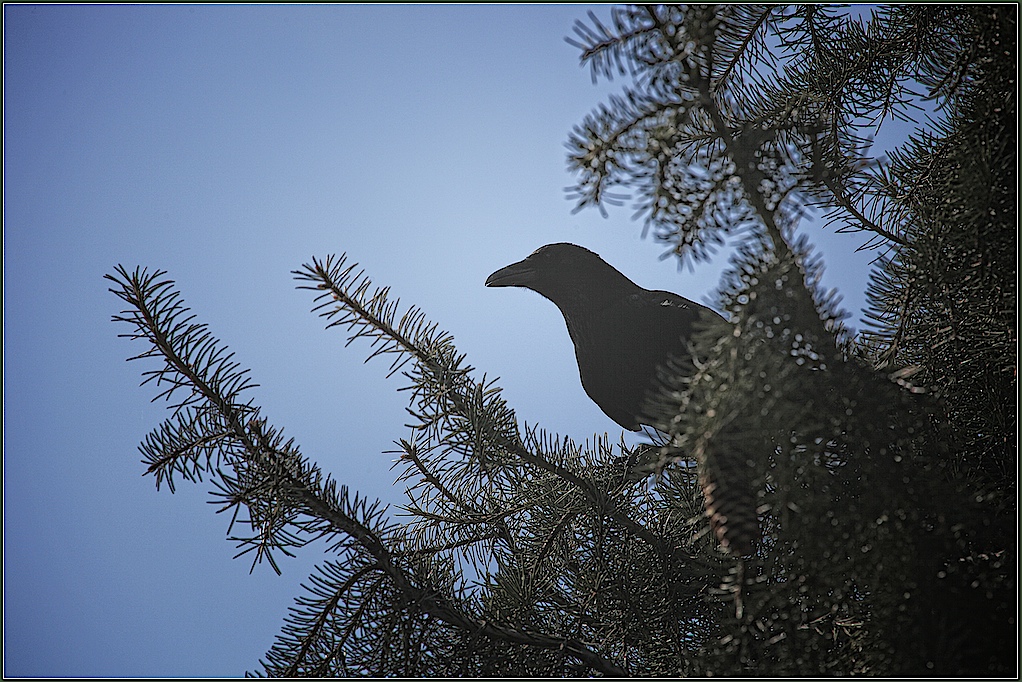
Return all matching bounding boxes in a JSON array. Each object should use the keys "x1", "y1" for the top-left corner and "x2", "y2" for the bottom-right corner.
[
  {"x1": 108, "y1": 265, "x2": 392, "y2": 574},
  {"x1": 110, "y1": 264, "x2": 630, "y2": 676},
  {"x1": 295, "y1": 255, "x2": 664, "y2": 553},
  {"x1": 712, "y1": 6, "x2": 777, "y2": 95},
  {"x1": 566, "y1": 7, "x2": 662, "y2": 83}
]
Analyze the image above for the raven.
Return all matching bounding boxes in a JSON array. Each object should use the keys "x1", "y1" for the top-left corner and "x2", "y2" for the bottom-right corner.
[
  {"x1": 486, "y1": 242, "x2": 759, "y2": 556},
  {"x1": 485, "y1": 242, "x2": 722, "y2": 431}
]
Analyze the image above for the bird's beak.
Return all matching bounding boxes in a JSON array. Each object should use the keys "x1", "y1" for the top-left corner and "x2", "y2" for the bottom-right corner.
[{"x1": 485, "y1": 258, "x2": 536, "y2": 288}]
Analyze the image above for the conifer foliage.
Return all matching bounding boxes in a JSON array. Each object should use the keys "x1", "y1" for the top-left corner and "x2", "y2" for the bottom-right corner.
[{"x1": 109, "y1": 5, "x2": 1014, "y2": 676}]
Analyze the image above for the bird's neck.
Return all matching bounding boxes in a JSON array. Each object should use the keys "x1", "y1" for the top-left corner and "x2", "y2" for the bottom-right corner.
[
  {"x1": 550, "y1": 277, "x2": 637, "y2": 316},
  {"x1": 549, "y1": 279, "x2": 639, "y2": 351}
]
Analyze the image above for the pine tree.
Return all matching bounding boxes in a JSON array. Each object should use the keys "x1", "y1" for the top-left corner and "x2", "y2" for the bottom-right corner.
[{"x1": 109, "y1": 5, "x2": 1015, "y2": 676}]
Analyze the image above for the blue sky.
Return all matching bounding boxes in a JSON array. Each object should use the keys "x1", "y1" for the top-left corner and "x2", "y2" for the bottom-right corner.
[{"x1": 5, "y1": 5, "x2": 909, "y2": 677}]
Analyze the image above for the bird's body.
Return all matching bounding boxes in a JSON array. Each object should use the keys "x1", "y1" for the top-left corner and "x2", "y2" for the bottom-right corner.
[{"x1": 485, "y1": 242, "x2": 722, "y2": 431}]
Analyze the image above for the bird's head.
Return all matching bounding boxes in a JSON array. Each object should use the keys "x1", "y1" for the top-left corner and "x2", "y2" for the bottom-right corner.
[{"x1": 485, "y1": 243, "x2": 634, "y2": 307}]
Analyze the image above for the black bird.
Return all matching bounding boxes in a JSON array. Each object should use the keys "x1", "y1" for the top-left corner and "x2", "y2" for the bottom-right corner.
[
  {"x1": 485, "y1": 242, "x2": 723, "y2": 431},
  {"x1": 486, "y1": 243, "x2": 760, "y2": 557}
]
